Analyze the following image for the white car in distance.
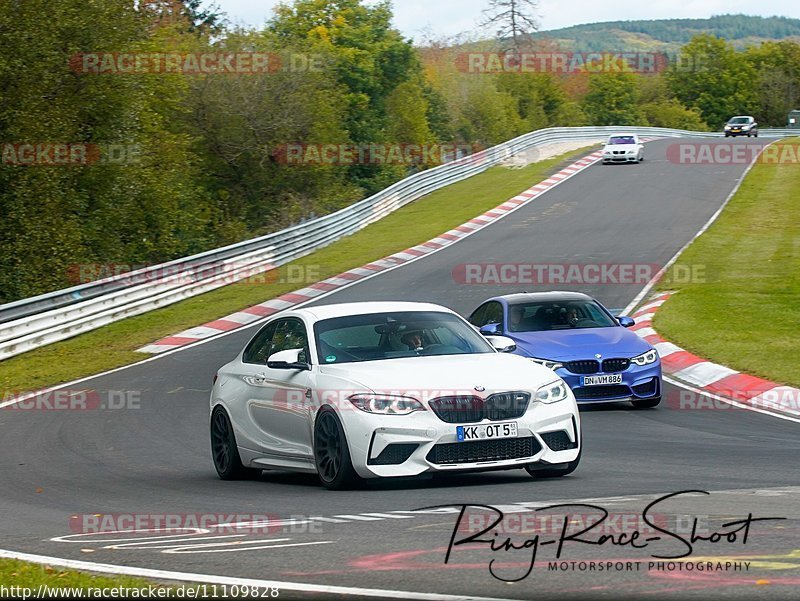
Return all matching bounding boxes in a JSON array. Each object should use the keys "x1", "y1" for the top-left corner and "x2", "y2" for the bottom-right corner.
[
  {"x1": 210, "y1": 301, "x2": 581, "y2": 489},
  {"x1": 602, "y1": 134, "x2": 644, "y2": 164}
]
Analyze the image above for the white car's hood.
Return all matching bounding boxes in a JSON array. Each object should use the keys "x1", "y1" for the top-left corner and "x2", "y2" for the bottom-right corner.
[
  {"x1": 604, "y1": 144, "x2": 638, "y2": 152},
  {"x1": 318, "y1": 353, "x2": 558, "y2": 395}
]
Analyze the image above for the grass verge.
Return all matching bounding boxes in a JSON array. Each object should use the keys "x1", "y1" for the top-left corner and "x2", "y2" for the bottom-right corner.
[
  {"x1": 655, "y1": 138, "x2": 799, "y2": 387},
  {"x1": 0, "y1": 558, "x2": 200, "y2": 596},
  {"x1": 0, "y1": 145, "x2": 599, "y2": 392}
]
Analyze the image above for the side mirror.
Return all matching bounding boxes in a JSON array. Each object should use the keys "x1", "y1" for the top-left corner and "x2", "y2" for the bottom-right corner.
[
  {"x1": 267, "y1": 348, "x2": 310, "y2": 370},
  {"x1": 485, "y1": 335, "x2": 516, "y2": 353},
  {"x1": 479, "y1": 323, "x2": 501, "y2": 336},
  {"x1": 618, "y1": 316, "x2": 635, "y2": 328}
]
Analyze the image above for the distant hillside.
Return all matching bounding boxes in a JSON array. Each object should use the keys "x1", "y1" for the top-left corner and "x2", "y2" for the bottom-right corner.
[{"x1": 531, "y1": 14, "x2": 800, "y2": 52}]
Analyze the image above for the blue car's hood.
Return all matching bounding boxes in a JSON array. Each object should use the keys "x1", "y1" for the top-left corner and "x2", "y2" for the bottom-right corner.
[{"x1": 510, "y1": 327, "x2": 650, "y2": 360}]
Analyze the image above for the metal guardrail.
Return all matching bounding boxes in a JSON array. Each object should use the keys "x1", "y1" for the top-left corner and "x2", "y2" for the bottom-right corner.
[{"x1": 0, "y1": 126, "x2": 794, "y2": 360}]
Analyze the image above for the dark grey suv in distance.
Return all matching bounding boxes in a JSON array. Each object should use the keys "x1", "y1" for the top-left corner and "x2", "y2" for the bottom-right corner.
[{"x1": 724, "y1": 115, "x2": 758, "y2": 137}]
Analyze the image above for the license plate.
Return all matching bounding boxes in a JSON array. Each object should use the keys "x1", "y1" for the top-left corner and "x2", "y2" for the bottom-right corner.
[
  {"x1": 583, "y1": 373, "x2": 623, "y2": 386},
  {"x1": 456, "y1": 422, "x2": 517, "y2": 441},
  {"x1": 732, "y1": 129, "x2": 741, "y2": 132}
]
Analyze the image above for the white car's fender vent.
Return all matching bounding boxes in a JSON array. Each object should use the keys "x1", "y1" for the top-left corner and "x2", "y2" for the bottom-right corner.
[
  {"x1": 368, "y1": 443, "x2": 419, "y2": 466},
  {"x1": 427, "y1": 437, "x2": 541, "y2": 465},
  {"x1": 541, "y1": 430, "x2": 578, "y2": 452},
  {"x1": 429, "y1": 392, "x2": 530, "y2": 424}
]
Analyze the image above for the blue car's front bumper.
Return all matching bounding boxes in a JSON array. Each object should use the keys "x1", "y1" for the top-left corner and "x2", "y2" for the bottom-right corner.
[{"x1": 553, "y1": 361, "x2": 662, "y2": 404}]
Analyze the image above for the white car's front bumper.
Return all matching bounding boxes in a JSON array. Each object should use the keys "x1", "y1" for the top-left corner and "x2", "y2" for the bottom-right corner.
[{"x1": 337, "y1": 395, "x2": 581, "y2": 479}]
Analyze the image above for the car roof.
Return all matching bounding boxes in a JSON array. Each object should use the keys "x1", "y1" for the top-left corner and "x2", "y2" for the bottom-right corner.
[
  {"x1": 291, "y1": 301, "x2": 455, "y2": 321},
  {"x1": 729, "y1": 115, "x2": 754, "y2": 120},
  {"x1": 490, "y1": 291, "x2": 595, "y2": 304}
]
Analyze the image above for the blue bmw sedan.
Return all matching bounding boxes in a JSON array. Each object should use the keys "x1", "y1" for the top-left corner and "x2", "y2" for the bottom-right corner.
[{"x1": 468, "y1": 292, "x2": 661, "y2": 408}]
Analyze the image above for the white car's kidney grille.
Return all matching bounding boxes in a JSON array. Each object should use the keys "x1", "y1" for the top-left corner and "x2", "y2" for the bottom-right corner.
[
  {"x1": 427, "y1": 437, "x2": 541, "y2": 464},
  {"x1": 429, "y1": 392, "x2": 530, "y2": 423}
]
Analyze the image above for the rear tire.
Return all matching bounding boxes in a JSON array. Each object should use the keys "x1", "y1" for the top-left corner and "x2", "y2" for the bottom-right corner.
[
  {"x1": 314, "y1": 408, "x2": 361, "y2": 490},
  {"x1": 632, "y1": 396, "x2": 661, "y2": 409},
  {"x1": 211, "y1": 406, "x2": 261, "y2": 480}
]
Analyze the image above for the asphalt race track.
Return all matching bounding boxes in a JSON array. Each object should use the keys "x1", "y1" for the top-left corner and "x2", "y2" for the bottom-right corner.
[{"x1": 1, "y1": 137, "x2": 798, "y2": 600}]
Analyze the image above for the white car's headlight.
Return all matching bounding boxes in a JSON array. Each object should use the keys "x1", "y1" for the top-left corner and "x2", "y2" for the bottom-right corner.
[
  {"x1": 724, "y1": 125, "x2": 731, "y2": 130},
  {"x1": 348, "y1": 394, "x2": 425, "y2": 415},
  {"x1": 534, "y1": 380, "x2": 569, "y2": 404},
  {"x1": 631, "y1": 349, "x2": 659, "y2": 366},
  {"x1": 530, "y1": 357, "x2": 563, "y2": 370}
]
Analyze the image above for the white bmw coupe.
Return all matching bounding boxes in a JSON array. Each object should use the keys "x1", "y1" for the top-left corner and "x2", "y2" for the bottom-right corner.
[{"x1": 210, "y1": 301, "x2": 581, "y2": 489}]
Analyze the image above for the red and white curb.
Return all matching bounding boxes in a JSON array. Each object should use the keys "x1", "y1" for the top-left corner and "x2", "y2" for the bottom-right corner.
[
  {"x1": 632, "y1": 291, "x2": 800, "y2": 417},
  {"x1": 137, "y1": 150, "x2": 604, "y2": 354}
]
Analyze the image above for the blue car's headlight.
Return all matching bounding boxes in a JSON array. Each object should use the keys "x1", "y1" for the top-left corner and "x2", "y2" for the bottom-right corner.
[
  {"x1": 631, "y1": 349, "x2": 658, "y2": 366},
  {"x1": 534, "y1": 380, "x2": 569, "y2": 404},
  {"x1": 530, "y1": 357, "x2": 563, "y2": 371}
]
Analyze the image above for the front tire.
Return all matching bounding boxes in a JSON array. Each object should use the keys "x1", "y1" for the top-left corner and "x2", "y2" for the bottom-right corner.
[
  {"x1": 632, "y1": 396, "x2": 661, "y2": 409},
  {"x1": 314, "y1": 408, "x2": 361, "y2": 490},
  {"x1": 211, "y1": 406, "x2": 261, "y2": 480}
]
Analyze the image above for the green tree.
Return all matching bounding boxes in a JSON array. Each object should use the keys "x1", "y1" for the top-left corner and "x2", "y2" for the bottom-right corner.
[
  {"x1": 667, "y1": 34, "x2": 759, "y2": 127},
  {"x1": 581, "y1": 73, "x2": 646, "y2": 126},
  {"x1": 744, "y1": 41, "x2": 800, "y2": 126}
]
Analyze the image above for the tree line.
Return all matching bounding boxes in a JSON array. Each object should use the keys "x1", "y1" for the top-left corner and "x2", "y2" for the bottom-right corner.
[{"x1": 0, "y1": 0, "x2": 798, "y2": 303}]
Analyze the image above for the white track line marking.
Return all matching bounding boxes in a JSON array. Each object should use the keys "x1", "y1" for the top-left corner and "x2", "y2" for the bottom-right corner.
[{"x1": 0, "y1": 548, "x2": 518, "y2": 601}]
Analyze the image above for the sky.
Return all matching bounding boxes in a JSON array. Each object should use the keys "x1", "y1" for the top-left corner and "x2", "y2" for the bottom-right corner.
[{"x1": 208, "y1": 0, "x2": 800, "y2": 41}]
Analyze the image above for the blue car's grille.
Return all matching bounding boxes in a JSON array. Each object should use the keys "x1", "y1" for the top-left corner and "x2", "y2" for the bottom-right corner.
[
  {"x1": 565, "y1": 360, "x2": 599, "y2": 374},
  {"x1": 574, "y1": 385, "x2": 631, "y2": 400},
  {"x1": 602, "y1": 358, "x2": 630, "y2": 372},
  {"x1": 565, "y1": 358, "x2": 630, "y2": 374},
  {"x1": 429, "y1": 393, "x2": 530, "y2": 424}
]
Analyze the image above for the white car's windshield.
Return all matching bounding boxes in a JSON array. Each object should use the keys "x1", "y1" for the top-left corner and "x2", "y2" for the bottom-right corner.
[
  {"x1": 608, "y1": 136, "x2": 636, "y2": 145},
  {"x1": 728, "y1": 117, "x2": 750, "y2": 124},
  {"x1": 314, "y1": 311, "x2": 494, "y2": 364}
]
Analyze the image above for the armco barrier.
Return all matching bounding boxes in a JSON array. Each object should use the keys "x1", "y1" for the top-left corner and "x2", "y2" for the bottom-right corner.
[{"x1": 0, "y1": 126, "x2": 794, "y2": 360}]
